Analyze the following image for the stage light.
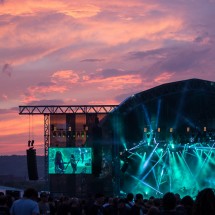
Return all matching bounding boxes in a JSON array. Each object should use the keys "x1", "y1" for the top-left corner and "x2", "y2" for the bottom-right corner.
[
  {"x1": 58, "y1": 131, "x2": 61, "y2": 137},
  {"x1": 72, "y1": 131, "x2": 76, "y2": 138},
  {"x1": 190, "y1": 133, "x2": 195, "y2": 143},
  {"x1": 28, "y1": 140, "x2": 31, "y2": 147},
  {"x1": 66, "y1": 131, "x2": 70, "y2": 138},
  {"x1": 51, "y1": 124, "x2": 57, "y2": 131},
  {"x1": 31, "y1": 140, "x2": 34, "y2": 147},
  {"x1": 52, "y1": 131, "x2": 56, "y2": 137},
  {"x1": 84, "y1": 124, "x2": 88, "y2": 131},
  {"x1": 208, "y1": 132, "x2": 212, "y2": 140},
  {"x1": 62, "y1": 131, "x2": 66, "y2": 137},
  {"x1": 81, "y1": 131, "x2": 85, "y2": 138},
  {"x1": 27, "y1": 140, "x2": 35, "y2": 148},
  {"x1": 86, "y1": 131, "x2": 89, "y2": 138}
]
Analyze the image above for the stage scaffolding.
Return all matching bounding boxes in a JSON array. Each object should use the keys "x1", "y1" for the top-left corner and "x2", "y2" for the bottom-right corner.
[{"x1": 19, "y1": 105, "x2": 118, "y2": 195}]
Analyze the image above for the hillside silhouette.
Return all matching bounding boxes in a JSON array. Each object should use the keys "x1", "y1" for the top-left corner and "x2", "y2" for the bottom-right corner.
[{"x1": 0, "y1": 155, "x2": 45, "y2": 179}]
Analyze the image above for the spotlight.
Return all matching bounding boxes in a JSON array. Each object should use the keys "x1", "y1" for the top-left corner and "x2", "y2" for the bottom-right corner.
[
  {"x1": 62, "y1": 131, "x2": 66, "y2": 137},
  {"x1": 77, "y1": 132, "x2": 80, "y2": 138}
]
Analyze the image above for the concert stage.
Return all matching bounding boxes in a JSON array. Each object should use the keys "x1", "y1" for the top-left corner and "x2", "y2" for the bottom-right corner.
[
  {"x1": 103, "y1": 78, "x2": 215, "y2": 198},
  {"x1": 20, "y1": 79, "x2": 215, "y2": 198}
]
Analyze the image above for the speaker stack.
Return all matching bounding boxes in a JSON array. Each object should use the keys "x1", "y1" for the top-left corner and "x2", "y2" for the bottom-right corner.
[{"x1": 26, "y1": 148, "x2": 38, "y2": 180}]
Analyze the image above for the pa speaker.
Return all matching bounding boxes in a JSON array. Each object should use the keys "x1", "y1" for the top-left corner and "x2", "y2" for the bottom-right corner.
[{"x1": 26, "y1": 148, "x2": 38, "y2": 180}]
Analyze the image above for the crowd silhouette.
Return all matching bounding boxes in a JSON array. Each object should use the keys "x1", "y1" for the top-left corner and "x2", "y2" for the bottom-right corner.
[{"x1": 0, "y1": 187, "x2": 215, "y2": 215}]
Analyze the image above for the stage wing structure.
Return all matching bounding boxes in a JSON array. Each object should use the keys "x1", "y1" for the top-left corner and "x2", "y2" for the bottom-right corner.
[{"x1": 102, "y1": 78, "x2": 215, "y2": 198}]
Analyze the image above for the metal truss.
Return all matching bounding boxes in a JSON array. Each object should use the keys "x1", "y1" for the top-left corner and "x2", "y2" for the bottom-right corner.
[
  {"x1": 44, "y1": 114, "x2": 49, "y2": 183},
  {"x1": 19, "y1": 105, "x2": 118, "y2": 115},
  {"x1": 19, "y1": 105, "x2": 118, "y2": 183}
]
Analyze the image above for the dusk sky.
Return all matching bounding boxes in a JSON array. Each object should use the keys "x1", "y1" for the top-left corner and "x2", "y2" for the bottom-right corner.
[{"x1": 0, "y1": 0, "x2": 215, "y2": 155}]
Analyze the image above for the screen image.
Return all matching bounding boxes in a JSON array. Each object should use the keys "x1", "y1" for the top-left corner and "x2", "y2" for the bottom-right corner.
[{"x1": 48, "y1": 147, "x2": 92, "y2": 174}]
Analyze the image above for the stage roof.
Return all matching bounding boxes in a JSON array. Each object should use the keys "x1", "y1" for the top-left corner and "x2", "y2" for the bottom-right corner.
[{"x1": 104, "y1": 78, "x2": 215, "y2": 144}]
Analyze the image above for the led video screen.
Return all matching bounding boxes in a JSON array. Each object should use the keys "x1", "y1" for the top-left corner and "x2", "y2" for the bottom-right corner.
[{"x1": 48, "y1": 147, "x2": 92, "y2": 174}]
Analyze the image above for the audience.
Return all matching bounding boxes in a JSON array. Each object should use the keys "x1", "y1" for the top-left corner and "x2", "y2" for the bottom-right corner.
[
  {"x1": 192, "y1": 188, "x2": 215, "y2": 215},
  {"x1": 10, "y1": 187, "x2": 39, "y2": 215},
  {"x1": 2, "y1": 186, "x2": 215, "y2": 215},
  {"x1": 0, "y1": 195, "x2": 10, "y2": 215}
]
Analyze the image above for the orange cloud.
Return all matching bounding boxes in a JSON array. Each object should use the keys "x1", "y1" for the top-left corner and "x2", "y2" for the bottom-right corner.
[
  {"x1": 24, "y1": 85, "x2": 67, "y2": 101},
  {"x1": 87, "y1": 74, "x2": 142, "y2": 90},
  {"x1": 82, "y1": 17, "x2": 182, "y2": 46},
  {"x1": 51, "y1": 70, "x2": 80, "y2": 84},
  {"x1": 0, "y1": 0, "x2": 185, "y2": 70},
  {"x1": 21, "y1": 94, "x2": 38, "y2": 104},
  {"x1": 0, "y1": 112, "x2": 44, "y2": 155},
  {"x1": 0, "y1": 0, "x2": 100, "y2": 18},
  {"x1": 0, "y1": 113, "x2": 43, "y2": 136}
]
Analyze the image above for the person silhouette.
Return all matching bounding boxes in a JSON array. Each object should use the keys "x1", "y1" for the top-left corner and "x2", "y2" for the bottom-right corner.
[
  {"x1": 69, "y1": 154, "x2": 78, "y2": 173},
  {"x1": 54, "y1": 151, "x2": 66, "y2": 173}
]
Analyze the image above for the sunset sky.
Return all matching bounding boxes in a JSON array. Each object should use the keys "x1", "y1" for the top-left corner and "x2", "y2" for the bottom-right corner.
[{"x1": 0, "y1": 0, "x2": 215, "y2": 155}]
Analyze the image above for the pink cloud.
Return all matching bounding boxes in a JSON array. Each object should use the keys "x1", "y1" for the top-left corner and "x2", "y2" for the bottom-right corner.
[
  {"x1": 51, "y1": 70, "x2": 80, "y2": 84},
  {"x1": 1, "y1": 94, "x2": 8, "y2": 101},
  {"x1": 154, "y1": 72, "x2": 175, "y2": 84},
  {"x1": 21, "y1": 84, "x2": 68, "y2": 104},
  {"x1": 88, "y1": 99, "x2": 119, "y2": 105},
  {"x1": 0, "y1": 112, "x2": 44, "y2": 155},
  {"x1": 86, "y1": 74, "x2": 142, "y2": 90},
  {"x1": 0, "y1": 0, "x2": 100, "y2": 18}
]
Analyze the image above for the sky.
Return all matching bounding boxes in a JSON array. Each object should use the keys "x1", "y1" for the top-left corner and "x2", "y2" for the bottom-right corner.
[{"x1": 0, "y1": 0, "x2": 215, "y2": 155}]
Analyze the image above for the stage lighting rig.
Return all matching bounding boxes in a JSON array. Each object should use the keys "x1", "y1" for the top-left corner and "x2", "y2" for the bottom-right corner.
[{"x1": 27, "y1": 139, "x2": 35, "y2": 149}]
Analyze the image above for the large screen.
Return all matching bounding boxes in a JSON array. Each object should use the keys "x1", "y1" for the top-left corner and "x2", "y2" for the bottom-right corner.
[{"x1": 48, "y1": 147, "x2": 92, "y2": 174}]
